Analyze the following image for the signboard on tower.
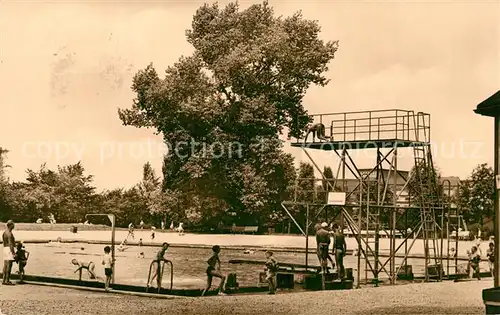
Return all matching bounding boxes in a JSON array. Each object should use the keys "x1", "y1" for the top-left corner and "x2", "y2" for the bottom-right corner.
[{"x1": 327, "y1": 192, "x2": 346, "y2": 205}]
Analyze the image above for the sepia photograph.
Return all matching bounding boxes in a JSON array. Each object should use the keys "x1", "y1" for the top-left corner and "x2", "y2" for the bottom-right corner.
[{"x1": 0, "y1": 0, "x2": 499, "y2": 314}]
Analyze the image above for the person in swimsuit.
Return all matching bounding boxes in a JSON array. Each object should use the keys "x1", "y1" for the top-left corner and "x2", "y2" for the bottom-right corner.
[
  {"x1": 127, "y1": 222, "x2": 135, "y2": 240},
  {"x1": 487, "y1": 242, "x2": 495, "y2": 277},
  {"x1": 315, "y1": 222, "x2": 331, "y2": 274},
  {"x1": 201, "y1": 245, "x2": 226, "y2": 296},
  {"x1": 14, "y1": 242, "x2": 29, "y2": 284},
  {"x1": 177, "y1": 222, "x2": 184, "y2": 235},
  {"x1": 2, "y1": 220, "x2": 16, "y2": 285},
  {"x1": 264, "y1": 251, "x2": 278, "y2": 294},
  {"x1": 148, "y1": 242, "x2": 170, "y2": 289},
  {"x1": 468, "y1": 245, "x2": 481, "y2": 280},
  {"x1": 150, "y1": 227, "x2": 156, "y2": 240},
  {"x1": 102, "y1": 246, "x2": 113, "y2": 291},
  {"x1": 332, "y1": 224, "x2": 347, "y2": 279},
  {"x1": 71, "y1": 259, "x2": 101, "y2": 281}
]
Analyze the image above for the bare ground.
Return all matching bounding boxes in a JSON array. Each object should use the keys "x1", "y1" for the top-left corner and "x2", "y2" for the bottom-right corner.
[{"x1": 0, "y1": 279, "x2": 490, "y2": 315}]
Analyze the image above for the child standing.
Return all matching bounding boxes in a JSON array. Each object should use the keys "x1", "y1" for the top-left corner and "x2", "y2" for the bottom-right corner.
[
  {"x1": 201, "y1": 245, "x2": 226, "y2": 296},
  {"x1": 102, "y1": 246, "x2": 113, "y2": 291},
  {"x1": 127, "y1": 223, "x2": 135, "y2": 240},
  {"x1": 150, "y1": 227, "x2": 156, "y2": 240},
  {"x1": 14, "y1": 242, "x2": 29, "y2": 284},
  {"x1": 468, "y1": 246, "x2": 481, "y2": 280},
  {"x1": 177, "y1": 222, "x2": 184, "y2": 236},
  {"x1": 487, "y1": 242, "x2": 495, "y2": 277},
  {"x1": 264, "y1": 251, "x2": 278, "y2": 294}
]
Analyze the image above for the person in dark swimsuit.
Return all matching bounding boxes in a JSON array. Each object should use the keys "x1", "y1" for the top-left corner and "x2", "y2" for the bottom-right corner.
[
  {"x1": 316, "y1": 222, "x2": 331, "y2": 274},
  {"x1": 148, "y1": 242, "x2": 169, "y2": 289},
  {"x1": 487, "y1": 242, "x2": 495, "y2": 277},
  {"x1": 71, "y1": 259, "x2": 101, "y2": 281},
  {"x1": 332, "y1": 224, "x2": 347, "y2": 279},
  {"x1": 14, "y1": 242, "x2": 29, "y2": 284},
  {"x1": 469, "y1": 245, "x2": 481, "y2": 280},
  {"x1": 2, "y1": 220, "x2": 16, "y2": 285},
  {"x1": 264, "y1": 251, "x2": 278, "y2": 294},
  {"x1": 201, "y1": 245, "x2": 226, "y2": 296}
]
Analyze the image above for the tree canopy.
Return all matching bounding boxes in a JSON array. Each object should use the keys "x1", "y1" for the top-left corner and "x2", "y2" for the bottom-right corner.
[
  {"x1": 117, "y1": 1, "x2": 338, "y2": 227},
  {"x1": 456, "y1": 163, "x2": 495, "y2": 226}
]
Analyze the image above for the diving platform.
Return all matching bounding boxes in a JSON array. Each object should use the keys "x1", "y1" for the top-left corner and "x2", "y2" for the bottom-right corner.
[
  {"x1": 292, "y1": 109, "x2": 431, "y2": 150},
  {"x1": 291, "y1": 140, "x2": 428, "y2": 150}
]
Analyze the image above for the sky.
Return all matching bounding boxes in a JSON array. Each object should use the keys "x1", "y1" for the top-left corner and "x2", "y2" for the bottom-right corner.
[{"x1": 0, "y1": 0, "x2": 499, "y2": 191}]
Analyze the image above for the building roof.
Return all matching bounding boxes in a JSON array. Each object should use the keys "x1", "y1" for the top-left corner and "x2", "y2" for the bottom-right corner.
[{"x1": 474, "y1": 90, "x2": 500, "y2": 117}]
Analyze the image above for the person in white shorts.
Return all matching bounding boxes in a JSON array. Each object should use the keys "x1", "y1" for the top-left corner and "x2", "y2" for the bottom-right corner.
[{"x1": 2, "y1": 220, "x2": 16, "y2": 285}]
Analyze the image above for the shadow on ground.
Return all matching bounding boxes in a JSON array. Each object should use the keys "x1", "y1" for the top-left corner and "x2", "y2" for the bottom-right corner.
[{"x1": 356, "y1": 306, "x2": 483, "y2": 315}]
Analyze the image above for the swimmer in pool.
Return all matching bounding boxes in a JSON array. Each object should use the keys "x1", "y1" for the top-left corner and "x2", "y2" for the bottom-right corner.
[{"x1": 71, "y1": 259, "x2": 102, "y2": 281}]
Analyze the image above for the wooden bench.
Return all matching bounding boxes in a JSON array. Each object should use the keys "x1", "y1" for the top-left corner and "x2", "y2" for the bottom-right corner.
[
  {"x1": 231, "y1": 226, "x2": 259, "y2": 234},
  {"x1": 243, "y1": 226, "x2": 259, "y2": 233}
]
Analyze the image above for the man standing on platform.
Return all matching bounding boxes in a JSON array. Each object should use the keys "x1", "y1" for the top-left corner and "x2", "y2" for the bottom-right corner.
[
  {"x1": 2, "y1": 220, "x2": 16, "y2": 285},
  {"x1": 332, "y1": 224, "x2": 347, "y2": 280},
  {"x1": 316, "y1": 222, "x2": 331, "y2": 274}
]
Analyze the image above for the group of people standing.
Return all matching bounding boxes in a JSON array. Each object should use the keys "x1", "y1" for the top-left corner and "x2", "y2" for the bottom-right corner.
[
  {"x1": 315, "y1": 222, "x2": 347, "y2": 279},
  {"x1": 2, "y1": 220, "x2": 29, "y2": 285},
  {"x1": 466, "y1": 237, "x2": 495, "y2": 281},
  {"x1": 128, "y1": 221, "x2": 184, "y2": 241},
  {"x1": 147, "y1": 243, "x2": 278, "y2": 296},
  {"x1": 147, "y1": 243, "x2": 229, "y2": 296}
]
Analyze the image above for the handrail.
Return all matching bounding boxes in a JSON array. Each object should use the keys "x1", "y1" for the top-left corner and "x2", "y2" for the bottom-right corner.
[
  {"x1": 328, "y1": 114, "x2": 425, "y2": 123},
  {"x1": 74, "y1": 261, "x2": 96, "y2": 281},
  {"x1": 309, "y1": 109, "x2": 420, "y2": 116},
  {"x1": 294, "y1": 110, "x2": 431, "y2": 144},
  {"x1": 147, "y1": 259, "x2": 173, "y2": 293}
]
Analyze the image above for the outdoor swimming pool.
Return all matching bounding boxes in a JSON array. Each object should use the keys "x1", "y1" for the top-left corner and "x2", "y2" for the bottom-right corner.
[{"x1": 16, "y1": 242, "x2": 486, "y2": 289}]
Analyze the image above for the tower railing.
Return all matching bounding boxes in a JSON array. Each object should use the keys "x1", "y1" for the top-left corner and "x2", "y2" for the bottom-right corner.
[{"x1": 294, "y1": 109, "x2": 430, "y2": 144}]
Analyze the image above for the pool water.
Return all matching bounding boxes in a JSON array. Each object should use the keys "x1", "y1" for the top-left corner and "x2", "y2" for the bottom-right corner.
[{"x1": 18, "y1": 243, "x2": 489, "y2": 289}]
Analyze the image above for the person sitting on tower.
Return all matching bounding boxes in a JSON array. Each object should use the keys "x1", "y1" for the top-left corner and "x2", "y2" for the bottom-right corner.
[{"x1": 332, "y1": 224, "x2": 347, "y2": 280}]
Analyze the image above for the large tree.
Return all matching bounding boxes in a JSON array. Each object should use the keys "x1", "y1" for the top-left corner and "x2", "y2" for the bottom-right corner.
[
  {"x1": 99, "y1": 187, "x2": 147, "y2": 227},
  {"x1": 9, "y1": 162, "x2": 97, "y2": 223},
  {"x1": 118, "y1": 1, "x2": 337, "y2": 227},
  {"x1": 457, "y1": 163, "x2": 495, "y2": 227}
]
